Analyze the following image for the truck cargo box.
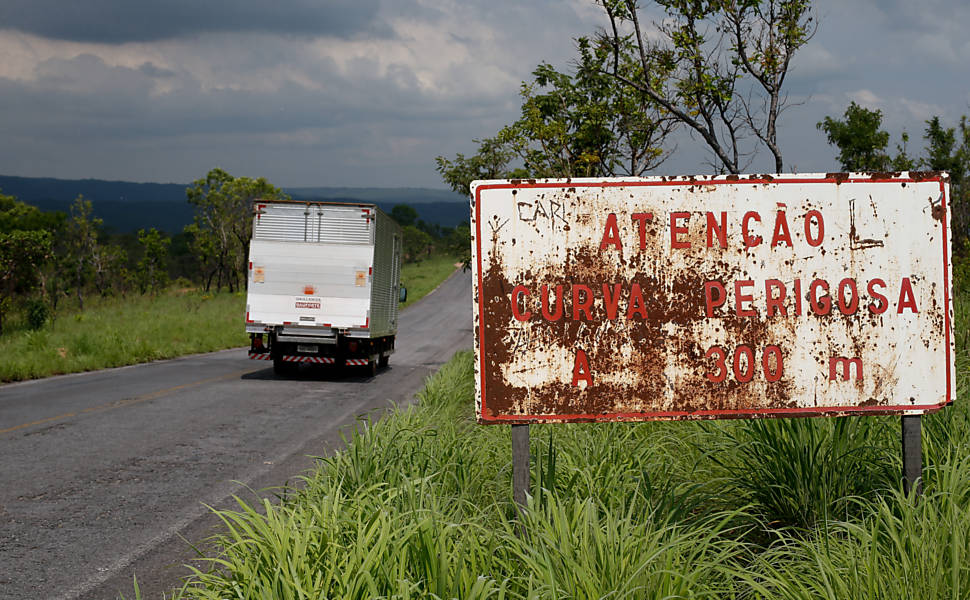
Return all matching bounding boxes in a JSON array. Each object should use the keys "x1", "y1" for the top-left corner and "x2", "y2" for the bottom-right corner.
[{"x1": 245, "y1": 201, "x2": 403, "y2": 373}]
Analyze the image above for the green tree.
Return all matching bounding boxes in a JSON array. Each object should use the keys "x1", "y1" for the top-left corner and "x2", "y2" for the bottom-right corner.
[
  {"x1": 923, "y1": 116, "x2": 966, "y2": 178},
  {"x1": 447, "y1": 222, "x2": 472, "y2": 271},
  {"x1": 185, "y1": 168, "x2": 287, "y2": 292},
  {"x1": 0, "y1": 192, "x2": 64, "y2": 233},
  {"x1": 922, "y1": 116, "x2": 970, "y2": 248},
  {"x1": 390, "y1": 204, "x2": 418, "y2": 227},
  {"x1": 0, "y1": 229, "x2": 52, "y2": 335},
  {"x1": 91, "y1": 242, "x2": 128, "y2": 297},
  {"x1": 402, "y1": 225, "x2": 432, "y2": 263},
  {"x1": 817, "y1": 102, "x2": 892, "y2": 171},
  {"x1": 599, "y1": 0, "x2": 815, "y2": 173},
  {"x1": 136, "y1": 228, "x2": 170, "y2": 295},
  {"x1": 435, "y1": 136, "x2": 522, "y2": 196},
  {"x1": 64, "y1": 195, "x2": 102, "y2": 310},
  {"x1": 890, "y1": 131, "x2": 917, "y2": 171},
  {"x1": 0, "y1": 193, "x2": 66, "y2": 313},
  {"x1": 498, "y1": 38, "x2": 675, "y2": 179}
]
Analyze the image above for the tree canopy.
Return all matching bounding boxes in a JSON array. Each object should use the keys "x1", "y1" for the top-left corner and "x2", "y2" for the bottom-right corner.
[
  {"x1": 438, "y1": 0, "x2": 816, "y2": 193},
  {"x1": 0, "y1": 192, "x2": 55, "y2": 333},
  {"x1": 184, "y1": 168, "x2": 288, "y2": 292},
  {"x1": 816, "y1": 102, "x2": 892, "y2": 171}
]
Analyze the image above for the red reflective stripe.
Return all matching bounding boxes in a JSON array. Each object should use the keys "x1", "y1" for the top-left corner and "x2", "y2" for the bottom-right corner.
[{"x1": 273, "y1": 355, "x2": 337, "y2": 364}]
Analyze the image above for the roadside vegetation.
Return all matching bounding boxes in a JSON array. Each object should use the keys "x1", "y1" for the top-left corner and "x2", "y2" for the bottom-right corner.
[
  {"x1": 149, "y1": 1, "x2": 970, "y2": 596},
  {"x1": 0, "y1": 169, "x2": 464, "y2": 382},
  {"x1": 0, "y1": 288, "x2": 247, "y2": 382},
  {"x1": 400, "y1": 253, "x2": 464, "y2": 310},
  {"x1": 0, "y1": 250, "x2": 458, "y2": 383},
  {"x1": 163, "y1": 298, "x2": 970, "y2": 598}
]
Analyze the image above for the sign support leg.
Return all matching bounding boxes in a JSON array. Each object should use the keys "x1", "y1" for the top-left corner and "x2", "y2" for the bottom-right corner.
[
  {"x1": 512, "y1": 424, "x2": 530, "y2": 517},
  {"x1": 901, "y1": 414, "x2": 923, "y2": 497}
]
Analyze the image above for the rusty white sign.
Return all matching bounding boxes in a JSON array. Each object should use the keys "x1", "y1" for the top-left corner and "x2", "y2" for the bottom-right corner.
[{"x1": 471, "y1": 173, "x2": 954, "y2": 424}]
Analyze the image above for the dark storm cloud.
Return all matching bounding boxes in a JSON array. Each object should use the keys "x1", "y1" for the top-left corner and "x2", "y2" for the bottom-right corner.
[
  {"x1": 0, "y1": 42, "x2": 514, "y2": 185},
  {"x1": 0, "y1": 0, "x2": 385, "y2": 43},
  {"x1": 0, "y1": 0, "x2": 966, "y2": 187}
]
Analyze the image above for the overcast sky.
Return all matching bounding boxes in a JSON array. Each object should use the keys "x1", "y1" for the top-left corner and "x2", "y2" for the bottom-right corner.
[{"x1": 0, "y1": 0, "x2": 967, "y2": 188}]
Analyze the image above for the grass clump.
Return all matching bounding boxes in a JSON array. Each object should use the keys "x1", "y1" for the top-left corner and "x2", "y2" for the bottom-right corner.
[
  {"x1": 741, "y1": 450, "x2": 970, "y2": 599},
  {"x1": 707, "y1": 416, "x2": 896, "y2": 530}
]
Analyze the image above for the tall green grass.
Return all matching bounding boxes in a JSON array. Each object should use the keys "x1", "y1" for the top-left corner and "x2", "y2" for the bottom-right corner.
[
  {"x1": 706, "y1": 416, "x2": 897, "y2": 530},
  {"x1": 741, "y1": 450, "x2": 970, "y2": 599},
  {"x1": 171, "y1": 352, "x2": 749, "y2": 599},
  {"x1": 400, "y1": 254, "x2": 460, "y2": 310},
  {"x1": 159, "y1": 288, "x2": 970, "y2": 599},
  {"x1": 0, "y1": 290, "x2": 247, "y2": 382}
]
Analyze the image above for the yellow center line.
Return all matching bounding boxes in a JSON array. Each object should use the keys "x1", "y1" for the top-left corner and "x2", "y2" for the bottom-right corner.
[{"x1": 0, "y1": 368, "x2": 259, "y2": 435}]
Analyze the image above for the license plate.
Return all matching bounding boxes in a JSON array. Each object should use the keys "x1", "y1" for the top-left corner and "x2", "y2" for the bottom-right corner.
[{"x1": 297, "y1": 344, "x2": 317, "y2": 354}]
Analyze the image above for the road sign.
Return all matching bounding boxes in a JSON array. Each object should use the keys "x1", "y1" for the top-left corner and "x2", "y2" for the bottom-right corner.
[{"x1": 471, "y1": 173, "x2": 954, "y2": 424}]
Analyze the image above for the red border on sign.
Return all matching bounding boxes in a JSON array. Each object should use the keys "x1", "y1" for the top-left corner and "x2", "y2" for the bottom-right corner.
[{"x1": 474, "y1": 175, "x2": 954, "y2": 424}]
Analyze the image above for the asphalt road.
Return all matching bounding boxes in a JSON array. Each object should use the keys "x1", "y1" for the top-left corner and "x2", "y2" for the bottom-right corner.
[{"x1": 0, "y1": 269, "x2": 472, "y2": 600}]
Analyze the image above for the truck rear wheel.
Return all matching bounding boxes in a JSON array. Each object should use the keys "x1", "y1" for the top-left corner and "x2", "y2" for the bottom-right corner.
[
  {"x1": 273, "y1": 357, "x2": 296, "y2": 376},
  {"x1": 366, "y1": 359, "x2": 378, "y2": 377},
  {"x1": 378, "y1": 354, "x2": 389, "y2": 368}
]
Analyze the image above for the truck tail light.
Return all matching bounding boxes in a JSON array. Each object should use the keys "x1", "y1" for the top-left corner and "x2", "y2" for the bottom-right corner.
[{"x1": 348, "y1": 341, "x2": 358, "y2": 353}]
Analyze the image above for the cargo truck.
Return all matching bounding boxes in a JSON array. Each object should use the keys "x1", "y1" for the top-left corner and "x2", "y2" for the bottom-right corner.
[{"x1": 244, "y1": 200, "x2": 405, "y2": 376}]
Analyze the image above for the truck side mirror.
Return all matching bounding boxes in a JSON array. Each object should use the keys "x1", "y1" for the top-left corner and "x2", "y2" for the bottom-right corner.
[{"x1": 399, "y1": 286, "x2": 407, "y2": 303}]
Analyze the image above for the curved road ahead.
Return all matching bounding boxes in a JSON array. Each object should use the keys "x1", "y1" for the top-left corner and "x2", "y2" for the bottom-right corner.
[{"x1": 0, "y1": 270, "x2": 472, "y2": 599}]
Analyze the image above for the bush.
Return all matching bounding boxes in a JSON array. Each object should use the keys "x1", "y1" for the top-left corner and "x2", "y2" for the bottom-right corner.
[
  {"x1": 708, "y1": 417, "x2": 896, "y2": 530},
  {"x1": 24, "y1": 298, "x2": 49, "y2": 330}
]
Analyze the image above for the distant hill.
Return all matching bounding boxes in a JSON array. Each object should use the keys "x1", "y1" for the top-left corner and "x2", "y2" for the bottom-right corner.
[
  {"x1": 287, "y1": 187, "x2": 465, "y2": 205},
  {"x1": 0, "y1": 175, "x2": 469, "y2": 234}
]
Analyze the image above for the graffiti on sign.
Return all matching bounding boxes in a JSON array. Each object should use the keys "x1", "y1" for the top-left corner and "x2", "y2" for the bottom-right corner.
[{"x1": 471, "y1": 173, "x2": 954, "y2": 424}]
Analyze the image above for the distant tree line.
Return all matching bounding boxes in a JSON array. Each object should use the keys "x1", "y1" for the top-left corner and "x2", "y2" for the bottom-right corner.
[
  {"x1": 0, "y1": 189, "x2": 200, "y2": 335},
  {"x1": 0, "y1": 167, "x2": 469, "y2": 336},
  {"x1": 389, "y1": 203, "x2": 470, "y2": 266}
]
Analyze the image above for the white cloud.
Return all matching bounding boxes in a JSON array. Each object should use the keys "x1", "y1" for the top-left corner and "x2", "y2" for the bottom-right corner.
[
  {"x1": 899, "y1": 98, "x2": 945, "y2": 122},
  {"x1": 847, "y1": 89, "x2": 882, "y2": 109}
]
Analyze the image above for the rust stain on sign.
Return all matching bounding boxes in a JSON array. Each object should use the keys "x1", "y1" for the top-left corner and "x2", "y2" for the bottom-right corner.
[{"x1": 471, "y1": 173, "x2": 954, "y2": 424}]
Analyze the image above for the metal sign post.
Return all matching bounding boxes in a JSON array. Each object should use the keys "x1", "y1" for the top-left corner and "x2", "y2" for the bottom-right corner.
[
  {"x1": 902, "y1": 415, "x2": 923, "y2": 496},
  {"x1": 511, "y1": 424, "x2": 530, "y2": 519}
]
